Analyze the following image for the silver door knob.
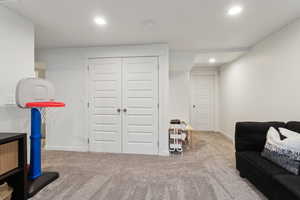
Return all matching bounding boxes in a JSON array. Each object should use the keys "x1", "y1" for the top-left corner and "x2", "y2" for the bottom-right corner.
[{"x1": 123, "y1": 108, "x2": 127, "y2": 113}]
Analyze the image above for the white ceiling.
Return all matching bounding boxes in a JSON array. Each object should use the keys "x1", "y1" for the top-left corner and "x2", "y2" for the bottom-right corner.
[
  {"x1": 4, "y1": 0, "x2": 300, "y2": 51},
  {"x1": 169, "y1": 49, "x2": 247, "y2": 71},
  {"x1": 193, "y1": 51, "x2": 247, "y2": 67}
]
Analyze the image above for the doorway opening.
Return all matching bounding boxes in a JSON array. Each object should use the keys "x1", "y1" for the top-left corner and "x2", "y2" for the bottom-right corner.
[{"x1": 190, "y1": 73, "x2": 216, "y2": 131}]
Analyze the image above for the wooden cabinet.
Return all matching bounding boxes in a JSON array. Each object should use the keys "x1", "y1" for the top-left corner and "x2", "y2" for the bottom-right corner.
[
  {"x1": 0, "y1": 133, "x2": 27, "y2": 200},
  {"x1": 0, "y1": 141, "x2": 18, "y2": 175}
]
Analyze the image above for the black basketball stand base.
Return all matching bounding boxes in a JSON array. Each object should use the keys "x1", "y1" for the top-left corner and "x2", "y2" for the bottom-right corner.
[{"x1": 28, "y1": 171, "x2": 59, "y2": 198}]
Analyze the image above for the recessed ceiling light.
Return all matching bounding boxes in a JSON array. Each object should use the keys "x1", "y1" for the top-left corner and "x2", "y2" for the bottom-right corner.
[
  {"x1": 227, "y1": 6, "x2": 243, "y2": 16},
  {"x1": 94, "y1": 17, "x2": 107, "y2": 26},
  {"x1": 209, "y1": 58, "x2": 216, "y2": 63}
]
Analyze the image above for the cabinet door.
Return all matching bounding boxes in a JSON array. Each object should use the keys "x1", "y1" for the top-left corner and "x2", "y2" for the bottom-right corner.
[
  {"x1": 89, "y1": 58, "x2": 122, "y2": 153},
  {"x1": 122, "y1": 57, "x2": 159, "y2": 155}
]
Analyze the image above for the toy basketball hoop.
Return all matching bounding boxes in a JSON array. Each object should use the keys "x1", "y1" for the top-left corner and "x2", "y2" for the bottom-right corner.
[
  {"x1": 25, "y1": 101, "x2": 65, "y2": 108},
  {"x1": 16, "y1": 78, "x2": 65, "y2": 198}
]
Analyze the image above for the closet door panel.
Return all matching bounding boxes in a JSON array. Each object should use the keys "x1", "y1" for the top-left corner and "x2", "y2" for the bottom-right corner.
[
  {"x1": 122, "y1": 57, "x2": 159, "y2": 155},
  {"x1": 89, "y1": 58, "x2": 122, "y2": 153}
]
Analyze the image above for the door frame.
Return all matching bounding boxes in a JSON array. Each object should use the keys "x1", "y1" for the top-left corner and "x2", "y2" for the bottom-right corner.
[
  {"x1": 189, "y1": 70, "x2": 218, "y2": 132},
  {"x1": 87, "y1": 56, "x2": 159, "y2": 155}
]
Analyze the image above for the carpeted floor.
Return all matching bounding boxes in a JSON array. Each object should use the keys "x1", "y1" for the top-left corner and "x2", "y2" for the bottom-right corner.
[{"x1": 32, "y1": 132, "x2": 266, "y2": 200}]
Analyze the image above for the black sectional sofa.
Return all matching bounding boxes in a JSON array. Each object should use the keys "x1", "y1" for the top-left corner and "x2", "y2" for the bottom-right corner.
[{"x1": 235, "y1": 121, "x2": 300, "y2": 200}]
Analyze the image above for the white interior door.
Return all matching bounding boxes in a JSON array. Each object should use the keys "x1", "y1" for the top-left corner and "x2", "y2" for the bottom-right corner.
[
  {"x1": 88, "y1": 57, "x2": 159, "y2": 155},
  {"x1": 191, "y1": 74, "x2": 215, "y2": 131},
  {"x1": 122, "y1": 57, "x2": 159, "y2": 155},
  {"x1": 89, "y1": 58, "x2": 122, "y2": 153}
]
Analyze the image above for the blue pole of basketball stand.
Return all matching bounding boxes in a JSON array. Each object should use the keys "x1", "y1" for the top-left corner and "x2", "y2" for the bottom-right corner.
[{"x1": 28, "y1": 108, "x2": 42, "y2": 180}]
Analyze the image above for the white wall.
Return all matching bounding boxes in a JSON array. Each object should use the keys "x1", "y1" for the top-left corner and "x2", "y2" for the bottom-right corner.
[
  {"x1": 169, "y1": 70, "x2": 190, "y2": 123},
  {"x1": 219, "y1": 18, "x2": 300, "y2": 140},
  {"x1": 37, "y1": 44, "x2": 170, "y2": 155},
  {"x1": 169, "y1": 51, "x2": 195, "y2": 123},
  {"x1": 170, "y1": 51, "x2": 196, "y2": 71},
  {"x1": 0, "y1": 5, "x2": 34, "y2": 132}
]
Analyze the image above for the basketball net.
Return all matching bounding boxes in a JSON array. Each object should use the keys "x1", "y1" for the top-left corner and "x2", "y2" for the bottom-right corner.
[{"x1": 39, "y1": 107, "x2": 59, "y2": 127}]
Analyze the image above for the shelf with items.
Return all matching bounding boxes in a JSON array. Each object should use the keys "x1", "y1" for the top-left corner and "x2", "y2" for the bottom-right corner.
[
  {"x1": 168, "y1": 120, "x2": 193, "y2": 153},
  {"x1": 0, "y1": 133, "x2": 27, "y2": 200}
]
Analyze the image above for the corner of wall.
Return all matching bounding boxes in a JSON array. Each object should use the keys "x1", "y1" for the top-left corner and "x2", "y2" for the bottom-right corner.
[
  {"x1": 158, "y1": 150, "x2": 170, "y2": 156},
  {"x1": 218, "y1": 130, "x2": 234, "y2": 143}
]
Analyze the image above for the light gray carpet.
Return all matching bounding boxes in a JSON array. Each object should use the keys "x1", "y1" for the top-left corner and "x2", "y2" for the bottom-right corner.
[{"x1": 32, "y1": 132, "x2": 266, "y2": 200}]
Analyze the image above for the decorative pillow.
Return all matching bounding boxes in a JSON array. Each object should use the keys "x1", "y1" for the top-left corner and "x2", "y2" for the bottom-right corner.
[
  {"x1": 262, "y1": 127, "x2": 300, "y2": 175},
  {"x1": 279, "y1": 128, "x2": 300, "y2": 138},
  {"x1": 266, "y1": 127, "x2": 281, "y2": 142}
]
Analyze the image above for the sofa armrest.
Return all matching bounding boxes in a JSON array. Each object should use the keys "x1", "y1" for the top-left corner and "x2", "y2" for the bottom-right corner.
[{"x1": 235, "y1": 122, "x2": 285, "y2": 152}]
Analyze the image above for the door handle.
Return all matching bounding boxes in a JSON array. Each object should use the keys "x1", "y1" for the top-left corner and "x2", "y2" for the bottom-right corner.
[
  {"x1": 193, "y1": 105, "x2": 196, "y2": 108},
  {"x1": 123, "y1": 108, "x2": 127, "y2": 113},
  {"x1": 117, "y1": 108, "x2": 121, "y2": 113}
]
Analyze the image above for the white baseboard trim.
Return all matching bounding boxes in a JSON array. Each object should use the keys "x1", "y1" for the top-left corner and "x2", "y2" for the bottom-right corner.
[
  {"x1": 158, "y1": 150, "x2": 170, "y2": 156},
  {"x1": 45, "y1": 145, "x2": 169, "y2": 156},
  {"x1": 45, "y1": 145, "x2": 89, "y2": 152},
  {"x1": 218, "y1": 131, "x2": 234, "y2": 142}
]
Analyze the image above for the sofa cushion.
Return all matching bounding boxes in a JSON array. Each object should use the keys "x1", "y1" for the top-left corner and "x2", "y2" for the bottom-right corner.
[
  {"x1": 238, "y1": 151, "x2": 289, "y2": 176},
  {"x1": 273, "y1": 175, "x2": 300, "y2": 200},
  {"x1": 236, "y1": 151, "x2": 290, "y2": 199},
  {"x1": 235, "y1": 122, "x2": 286, "y2": 152}
]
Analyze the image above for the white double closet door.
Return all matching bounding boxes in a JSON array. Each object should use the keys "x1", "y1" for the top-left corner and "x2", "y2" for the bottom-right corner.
[{"x1": 88, "y1": 57, "x2": 159, "y2": 155}]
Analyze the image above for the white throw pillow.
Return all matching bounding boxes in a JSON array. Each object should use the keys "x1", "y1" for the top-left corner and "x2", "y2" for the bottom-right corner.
[
  {"x1": 266, "y1": 127, "x2": 281, "y2": 146},
  {"x1": 279, "y1": 128, "x2": 300, "y2": 138},
  {"x1": 267, "y1": 127, "x2": 300, "y2": 152},
  {"x1": 262, "y1": 127, "x2": 300, "y2": 175},
  {"x1": 282, "y1": 137, "x2": 300, "y2": 152}
]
